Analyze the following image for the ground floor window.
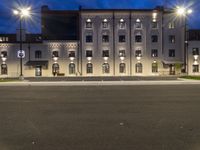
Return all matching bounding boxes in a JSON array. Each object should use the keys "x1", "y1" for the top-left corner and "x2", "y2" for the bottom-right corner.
[
  {"x1": 193, "y1": 65, "x2": 199, "y2": 73},
  {"x1": 152, "y1": 63, "x2": 158, "y2": 73},
  {"x1": 102, "y1": 63, "x2": 110, "y2": 74},
  {"x1": 87, "y1": 63, "x2": 93, "y2": 74},
  {"x1": 69, "y1": 63, "x2": 76, "y2": 74},
  {"x1": 119, "y1": 63, "x2": 126, "y2": 73},
  {"x1": 135, "y1": 63, "x2": 142, "y2": 73},
  {"x1": 1, "y1": 64, "x2": 7, "y2": 75},
  {"x1": 52, "y1": 63, "x2": 59, "y2": 76}
]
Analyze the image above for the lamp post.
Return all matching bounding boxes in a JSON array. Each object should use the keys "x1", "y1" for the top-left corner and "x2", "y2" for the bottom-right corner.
[
  {"x1": 175, "y1": 6, "x2": 192, "y2": 74},
  {"x1": 13, "y1": 7, "x2": 31, "y2": 79}
]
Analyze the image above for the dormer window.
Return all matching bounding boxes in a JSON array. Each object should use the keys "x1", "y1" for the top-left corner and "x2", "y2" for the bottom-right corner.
[
  {"x1": 102, "y1": 19, "x2": 109, "y2": 28},
  {"x1": 135, "y1": 19, "x2": 142, "y2": 29},
  {"x1": 86, "y1": 19, "x2": 92, "y2": 28}
]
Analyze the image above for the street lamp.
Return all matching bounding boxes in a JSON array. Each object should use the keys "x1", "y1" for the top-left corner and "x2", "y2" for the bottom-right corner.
[
  {"x1": 175, "y1": 6, "x2": 193, "y2": 74},
  {"x1": 13, "y1": 7, "x2": 31, "y2": 79}
]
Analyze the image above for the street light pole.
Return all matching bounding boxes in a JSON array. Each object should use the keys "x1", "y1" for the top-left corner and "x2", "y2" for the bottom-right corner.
[{"x1": 19, "y1": 17, "x2": 23, "y2": 77}]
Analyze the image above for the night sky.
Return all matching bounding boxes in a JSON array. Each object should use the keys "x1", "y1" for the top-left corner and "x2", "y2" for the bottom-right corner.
[{"x1": 0, "y1": 0, "x2": 199, "y2": 34}]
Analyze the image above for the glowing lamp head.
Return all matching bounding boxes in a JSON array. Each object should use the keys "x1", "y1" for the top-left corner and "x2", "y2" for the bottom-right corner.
[{"x1": 176, "y1": 6, "x2": 186, "y2": 16}]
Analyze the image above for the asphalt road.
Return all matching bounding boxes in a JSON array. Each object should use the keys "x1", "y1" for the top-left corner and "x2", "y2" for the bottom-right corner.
[{"x1": 0, "y1": 85, "x2": 200, "y2": 150}]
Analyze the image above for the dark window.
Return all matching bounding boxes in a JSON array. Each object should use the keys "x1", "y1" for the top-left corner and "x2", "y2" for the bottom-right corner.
[
  {"x1": 52, "y1": 63, "x2": 59, "y2": 75},
  {"x1": 169, "y1": 49, "x2": 175, "y2": 57},
  {"x1": 135, "y1": 35, "x2": 142, "y2": 42},
  {"x1": 86, "y1": 35, "x2": 93, "y2": 43},
  {"x1": 69, "y1": 63, "x2": 76, "y2": 74},
  {"x1": 1, "y1": 64, "x2": 7, "y2": 75},
  {"x1": 86, "y1": 50, "x2": 93, "y2": 57},
  {"x1": 169, "y1": 35, "x2": 175, "y2": 43},
  {"x1": 193, "y1": 65, "x2": 199, "y2": 73},
  {"x1": 151, "y1": 35, "x2": 158, "y2": 43},
  {"x1": 52, "y1": 51, "x2": 59, "y2": 57},
  {"x1": 119, "y1": 35, "x2": 126, "y2": 43},
  {"x1": 192, "y1": 48, "x2": 199, "y2": 55},
  {"x1": 87, "y1": 63, "x2": 93, "y2": 74},
  {"x1": 152, "y1": 63, "x2": 158, "y2": 73},
  {"x1": 135, "y1": 50, "x2": 142, "y2": 57},
  {"x1": 151, "y1": 49, "x2": 158, "y2": 57},
  {"x1": 102, "y1": 63, "x2": 110, "y2": 74},
  {"x1": 152, "y1": 22, "x2": 158, "y2": 29},
  {"x1": 69, "y1": 51, "x2": 75, "y2": 58},
  {"x1": 135, "y1": 63, "x2": 143, "y2": 73},
  {"x1": 102, "y1": 50, "x2": 109, "y2": 57},
  {"x1": 1, "y1": 51, "x2": 7, "y2": 57},
  {"x1": 102, "y1": 35, "x2": 109, "y2": 43},
  {"x1": 119, "y1": 63, "x2": 126, "y2": 73},
  {"x1": 119, "y1": 50, "x2": 126, "y2": 57},
  {"x1": 35, "y1": 51, "x2": 42, "y2": 59},
  {"x1": 135, "y1": 22, "x2": 142, "y2": 29}
]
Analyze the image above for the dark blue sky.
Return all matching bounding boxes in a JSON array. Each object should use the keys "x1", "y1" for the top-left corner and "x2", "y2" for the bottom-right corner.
[{"x1": 0, "y1": 0, "x2": 199, "y2": 33}]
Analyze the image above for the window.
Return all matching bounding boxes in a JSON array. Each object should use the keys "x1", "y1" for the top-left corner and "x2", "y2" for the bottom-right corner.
[
  {"x1": 119, "y1": 63, "x2": 126, "y2": 73},
  {"x1": 1, "y1": 64, "x2": 7, "y2": 75},
  {"x1": 52, "y1": 51, "x2": 59, "y2": 57},
  {"x1": 169, "y1": 49, "x2": 175, "y2": 57},
  {"x1": 135, "y1": 19, "x2": 142, "y2": 29},
  {"x1": 102, "y1": 35, "x2": 109, "y2": 43},
  {"x1": 86, "y1": 19, "x2": 92, "y2": 28},
  {"x1": 151, "y1": 49, "x2": 158, "y2": 57},
  {"x1": 135, "y1": 35, "x2": 142, "y2": 43},
  {"x1": 119, "y1": 35, "x2": 126, "y2": 43},
  {"x1": 69, "y1": 51, "x2": 75, "y2": 58},
  {"x1": 86, "y1": 50, "x2": 93, "y2": 57},
  {"x1": 1, "y1": 51, "x2": 7, "y2": 57},
  {"x1": 52, "y1": 63, "x2": 59, "y2": 75},
  {"x1": 151, "y1": 35, "x2": 158, "y2": 43},
  {"x1": 169, "y1": 35, "x2": 175, "y2": 43},
  {"x1": 35, "y1": 50, "x2": 42, "y2": 59},
  {"x1": 102, "y1": 50, "x2": 109, "y2": 57},
  {"x1": 152, "y1": 63, "x2": 158, "y2": 73},
  {"x1": 192, "y1": 48, "x2": 199, "y2": 55},
  {"x1": 135, "y1": 50, "x2": 142, "y2": 57},
  {"x1": 102, "y1": 63, "x2": 110, "y2": 74},
  {"x1": 168, "y1": 22, "x2": 175, "y2": 29},
  {"x1": 152, "y1": 22, "x2": 158, "y2": 29},
  {"x1": 69, "y1": 63, "x2": 76, "y2": 74},
  {"x1": 119, "y1": 50, "x2": 126, "y2": 57},
  {"x1": 193, "y1": 65, "x2": 199, "y2": 73},
  {"x1": 87, "y1": 63, "x2": 93, "y2": 74},
  {"x1": 0, "y1": 37, "x2": 8, "y2": 42},
  {"x1": 102, "y1": 19, "x2": 108, "y2": 28},
  {"x1": 135, "y1": 63, "x2": 143, "y2": 73},
  {"x1": 119, "y1": 19, "x2": 125, "y2": 29},
  {"x1": 86, "y1": 35, "x2": 93, "y2": 43}
]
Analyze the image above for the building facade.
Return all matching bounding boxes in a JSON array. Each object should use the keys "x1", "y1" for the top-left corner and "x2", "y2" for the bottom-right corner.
[{"x1": 0, "y1": 6, "x2": 186, "y2": 77}]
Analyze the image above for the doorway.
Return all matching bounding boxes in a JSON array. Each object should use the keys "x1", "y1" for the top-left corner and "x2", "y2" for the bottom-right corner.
[{"x1": 35, "y1": 66, "x2": 42, "y2": 76}]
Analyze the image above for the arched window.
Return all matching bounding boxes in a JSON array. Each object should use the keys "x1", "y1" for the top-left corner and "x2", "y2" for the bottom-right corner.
[
  {"x1": 35, "y1": 50, "x2": 42, "y2": 59},
  {"x1": 87, "y1": 63, "x2": 93, "y2": 74},
  {"x1": 135, "y1": 63, "x2": 142, "y2": 73},
  {"x1": 52, "y1": 63, "x2": 59, "y2": 76},
  {"x1": 152, "y1": 63, "x2": 158, "y2": 73},
  {"x1": 102, "y1": 63, "x2": 110, "y2": 74},
  {"x1": 69, "y1": 63, "x2": 76, "y2": 74},
  {"x1": 119, "y1": 63, "x2": 126, "y2": 73},
  {"x1": 1, "y1": 64, "x2": 7, "y2": 75}
]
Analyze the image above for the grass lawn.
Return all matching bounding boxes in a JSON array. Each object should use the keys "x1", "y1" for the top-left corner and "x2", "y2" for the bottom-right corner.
[{"x1": 180, "y1": 76, "x2": 200, "y2": 80}]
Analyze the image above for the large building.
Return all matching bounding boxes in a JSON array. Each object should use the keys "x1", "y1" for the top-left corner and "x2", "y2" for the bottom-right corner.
[{"x1": 0, "y1": 6, "x2": 186, "y2": 77}]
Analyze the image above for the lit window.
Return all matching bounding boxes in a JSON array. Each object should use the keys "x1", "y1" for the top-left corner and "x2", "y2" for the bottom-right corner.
[
  {"x1": 119, "y1": 63, "x2": 126, "y2": 73},
  {"x1": 119, "y1": 50, "x2": 126, "y2": 57},
  {"x1": 86, "y1": 19, "x2": 92, "y2": 28},
  {"x1": 152, "y1": 63, "x2": 158, "y2": 73},
  {"x1": 168, "y1": 22, "x2": 175, "y2": 29},
  {"x1": 102, "y1": 63, "x2": 110, "y2": 74},
  {"x1": 135, "y1": 50, "x2": 142, "y2": 57},
  {"x1": 135, "y1": 63, "x2": 143, "y2": 73},
  {"x1": 151, "y1": 49, "x2": 158, "y2": 57},
  {"x1": 87, "y1": 63, "x2": 93, "y2": 74},
  {"x1": 69, "y1": 63, "x2": 76, "y2": 74}
]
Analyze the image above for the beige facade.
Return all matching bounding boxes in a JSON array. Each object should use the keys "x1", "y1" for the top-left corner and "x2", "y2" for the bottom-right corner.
[{"x1": 0, "y1": 8, "x2": 186, "y2": 77}]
